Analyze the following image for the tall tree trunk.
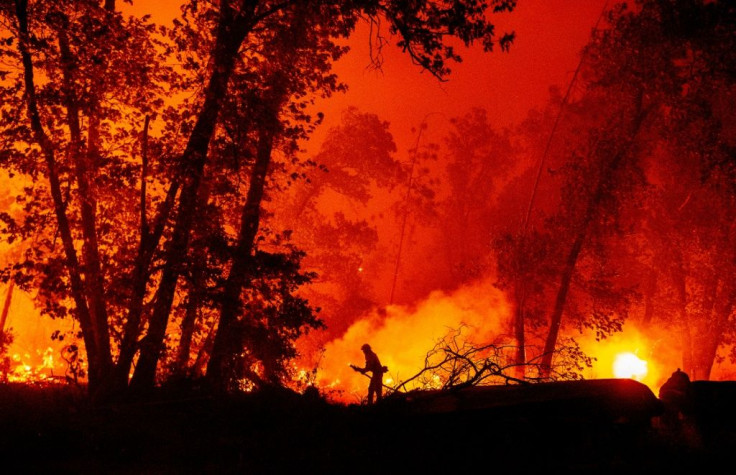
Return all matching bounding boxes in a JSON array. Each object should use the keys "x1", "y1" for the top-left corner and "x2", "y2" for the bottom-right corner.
[
  {"x1": 692, "y1": 274, "x2": 719, "y2": 380},
  {"x1": 540, "y1": 96, "x2": 649, "y2": 375},
  {"x1": 115, "y1": 165, "x2": 181, "y2": 387},
  {"x1": 83, "y1": 113, "x2": 113, "y2": 378},
  {"x1": 701, "y1": 295, "x2": 734, "y2": 380},
  {"x1": 206, "y1": 124, "x2": 276, "y2": 389},
  {"x1": 0, "y1": 281, "x2": 14, "y2": 338},
  {"x1": 672, "y1": 258, "x2": 693, "y2": 375},
  {"x1": 513, "y1": 284, "x2": 526, "y2": 378},
  {"x1": 173, "y1": 277, "x2": 203, "y2": 377},
  {"x1": 540, "y1": 230, "x2": 587, "y2": 374},
  {"x1": 115, "y1": 115, "x2": 152, "y2": 382},
  {"x1": 207, "y1": 1, "x2": 354, "y2": 388},
  {"x1": 695, "y1": 275, "x2": 732, "y2": 381},
  {"x1": 642, "y1": 267, "x2": 657, "y2": 327},
  {"x1": 130, "y1": 5, "x2": 254, "y2": 391},
  {"x1": 113, "y1": 116, "x2": 187, "y2": 388},
  {"x1": 13, "y1": 0, "x2": 102, "y2": 391},
  {"x1": 173, "y1": 182, "x2": 211, "y2": 378},
  {"x1": 57, "y1": 17, "x2": 114, "y2": 393}
]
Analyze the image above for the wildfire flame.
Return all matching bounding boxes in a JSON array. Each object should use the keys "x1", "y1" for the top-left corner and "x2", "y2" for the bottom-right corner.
[
  {"x1": 307, "y1": 279, "x2": 691, "y2": 402},
  {"x1": 613, "y1": 352, "x2": 648, "y2": 381},
  {"x1": 312, "y1": 278, "x2": 512, "y2": 403},
  {"x1": 4, "y1": 347, "x2": 60, "y2": 384}
]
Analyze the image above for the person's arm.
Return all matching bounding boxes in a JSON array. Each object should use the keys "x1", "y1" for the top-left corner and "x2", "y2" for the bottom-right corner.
[{"x1": 350, "y1": 360, "x2": 368, "y2": 373}]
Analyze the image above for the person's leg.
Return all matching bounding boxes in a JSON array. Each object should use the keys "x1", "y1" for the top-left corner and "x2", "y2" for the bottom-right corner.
[{"x1": 370, "y1": 377, "x2": 381, "y2": 403}]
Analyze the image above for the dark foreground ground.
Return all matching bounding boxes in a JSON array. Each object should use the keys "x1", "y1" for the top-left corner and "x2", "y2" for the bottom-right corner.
[{"x1": 0, "y1": 379, "x2": 734, "y2": 474}]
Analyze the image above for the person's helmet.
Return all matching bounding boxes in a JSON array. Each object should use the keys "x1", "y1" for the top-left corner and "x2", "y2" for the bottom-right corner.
[{"x1": 361, "y1": 344, "x2": 371, "y2": 351}]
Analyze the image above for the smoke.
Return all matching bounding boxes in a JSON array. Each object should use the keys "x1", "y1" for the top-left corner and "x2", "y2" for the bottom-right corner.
[
  {"x1": 314, "y1": 276, "x2": 736, "y2": 402},
  {"x1": 315, "y1": 278, "x2": 512, "y2": 403}
]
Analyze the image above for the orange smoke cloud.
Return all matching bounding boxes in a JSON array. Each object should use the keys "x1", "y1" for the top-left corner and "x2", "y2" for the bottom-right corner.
[{"x1": 316, "y1": 278, "x2": 512, "y2": 403}]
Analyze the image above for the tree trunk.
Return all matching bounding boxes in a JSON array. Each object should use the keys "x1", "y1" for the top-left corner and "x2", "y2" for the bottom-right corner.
[
  {"x1": 206, "y1": 124, "x2": 276, "y2": 389},
  {"x1": 512, "y1": 284, "x2": 526, "y2": 378},
  {"x1": 0, "y1": 281, "x2": 14, "y2": 338},
  {"x1": 672, "y1": 258, "x2": 693, "y2": 375},
  {"x1": 192, "y1": 317, "x2": 219, "y2": 379},
  {"x1": 701, "y1": 296, "x2": 734, "y2": 380},
  {"x1": 57, "y1": 18, "x2": 114, "y2": 393},
  {"x1": 14, "y1": 0, "x2": 102, "y2": 391},
  {"x1": 540, "y1": 230, "x2": 587, "y2": 374},
  {"x1": 692, "y1": 274, "x2": 719, "y2": 380},
  {"x1": 115, "y1": 169, "x2": 181, "y2": 387},
  {"x1": 694, "y1": 275, "x2": 732, "y2": 381},
  {"x1": 173, "y1": 277, "x2": 202, "y2": 377},
  {"x1": 129, "y1": 6, "x2": 253, "y2": 391},
  {"x1": 173, "y1": 182, "x2": 211, "y2": 378},
  {"x1": 540, "y1": 95, "x2": 649, "y2": 375}
]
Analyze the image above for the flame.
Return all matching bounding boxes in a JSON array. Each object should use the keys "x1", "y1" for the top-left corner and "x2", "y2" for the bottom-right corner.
[
  {"x1": 3, "y1": 346, "x2": 63, "y2": 384},
  {"x1": 314, "y1": 278, "x2": 512, "y2": 403},
  {"x1": 1, "y1": 283, "x2": 77, "y2": 385},
  {"x1": 309, "y1": 281, "x2": 704, "y2": 401},
  {"x1": 577, "y1": 325, "x2": 672, "y2": 392},
  {"x1": 613, "y1": 352, "x2": 648, "y2": 380}
]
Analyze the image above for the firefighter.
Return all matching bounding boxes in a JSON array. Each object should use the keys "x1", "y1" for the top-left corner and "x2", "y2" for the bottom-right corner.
[{"x1": 351, "y1": 343, "x2": 387, "y2": 405}]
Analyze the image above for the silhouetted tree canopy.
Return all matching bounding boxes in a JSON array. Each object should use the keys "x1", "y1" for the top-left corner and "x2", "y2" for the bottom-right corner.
[{"x1": 0, "y1": 0, "x2": 516, "y2": 397}]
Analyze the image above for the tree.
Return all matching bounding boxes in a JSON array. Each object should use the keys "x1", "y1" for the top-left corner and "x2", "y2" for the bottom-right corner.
[
  {"x1": 519, "y1": 0, "x2": 736, "y2": 376},
  {"x1": 1, "y1": 0, "x2": 172, "y2": 395},
  {"x1": 278, "y1": 107, "x2": 401, "y2": 342},
  {"x1": 575, "y1": 0, "x2": 736, "y2": 380},
  {"x1": 439, "y1": 108, "x2": 515, "y2": 284},
  {"x1": 0, "y1": 0, "x2": 517, "y2": 397},
  {"x1": 490, "y1": 91, "x2": 570, "y2": 374}
]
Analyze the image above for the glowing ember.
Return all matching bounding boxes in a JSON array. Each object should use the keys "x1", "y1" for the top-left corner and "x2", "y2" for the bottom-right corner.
[
  {"x1": 4, "y1": 347, "x2": 63, "y2": 384},
  {"x1": 613, "y1": 352, "x2": 648, "y2": 380}
]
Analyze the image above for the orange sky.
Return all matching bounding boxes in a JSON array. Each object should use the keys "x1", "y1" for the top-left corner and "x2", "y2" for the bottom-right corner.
[
  {"x1": 128, "y1": 0, "x2": 611, "y2": 151},
  {"x1": 318, "y1": 0, "x2": 611, "y2": 147}
]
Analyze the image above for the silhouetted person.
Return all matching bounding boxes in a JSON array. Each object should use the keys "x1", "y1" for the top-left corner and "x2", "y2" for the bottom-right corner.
[
  {"x1": 659, "y1": 368, "x2": 692, "y2": 428},
  {"x1": 351, "y1": 343, "x2": 387, "y2": 405}
]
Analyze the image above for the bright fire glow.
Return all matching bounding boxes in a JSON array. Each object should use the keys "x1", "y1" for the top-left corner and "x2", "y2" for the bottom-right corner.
[
  {"x1": 314, "y1": 278, "x2": 512, "y2": 403},
  {"x1": 3, "y1": 347, "x2": 63, "y2": 384},
  {"x1": 613, "y1": 352, "x2": 648, "y2": 380}
]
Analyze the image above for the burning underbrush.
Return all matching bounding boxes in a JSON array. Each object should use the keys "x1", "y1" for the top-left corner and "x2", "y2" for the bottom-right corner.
[
  {"x1": 2, "y1": 275, "x2": 734, "y2": 403},
  {"x1": 1, "y1": 341, "x2": 83, "y2": 386},
  {"x1": 303, "y1": 277, "x2": 733, "y2": 402},
  {"x1": 306, "y1": 279, "x2": 609, "y2": 403},
  {"x1": 309, "y1": 278, "x2": 513, "y2": 402}
]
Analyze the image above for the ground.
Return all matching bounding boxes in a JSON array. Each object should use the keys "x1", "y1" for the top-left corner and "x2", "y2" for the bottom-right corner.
[{"x1": 0, "y1": 380, "x2": 732, "y2": 474}]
